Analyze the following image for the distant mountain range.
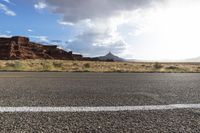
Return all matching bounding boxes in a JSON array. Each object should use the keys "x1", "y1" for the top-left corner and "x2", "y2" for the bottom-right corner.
[
  {"x1": 184, "y1": 57, "x2": 200, "y2": 62},
  {"x1": 96, "y1": 53, "x2": 200, "y2": 62},
  {"x1": 97, "y1": 52, "x2": 126, "y2": 62}
]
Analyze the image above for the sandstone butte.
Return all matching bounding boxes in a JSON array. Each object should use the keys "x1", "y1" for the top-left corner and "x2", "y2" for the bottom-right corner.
[{"x1": 0, "y1": 36, "x2": 96, "y2": 60}]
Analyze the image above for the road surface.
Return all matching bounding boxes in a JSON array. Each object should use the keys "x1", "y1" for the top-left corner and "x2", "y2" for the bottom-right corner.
[{"x1": 0, "y1": 72, "x2": 200, "y2": 132}]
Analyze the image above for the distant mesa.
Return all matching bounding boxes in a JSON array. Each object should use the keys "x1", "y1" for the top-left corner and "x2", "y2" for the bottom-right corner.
[
  {"x1": 0, "y1": 36, "x2": 85, "y2": 60},
  {"x1": 97, "y1": 52, "x2": 126, "y2": 62}
]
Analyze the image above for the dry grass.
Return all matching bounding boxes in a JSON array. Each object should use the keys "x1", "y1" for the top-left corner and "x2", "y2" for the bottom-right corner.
[{"x1": 0, "y1": 60, "x2": 199, "y2": 73}]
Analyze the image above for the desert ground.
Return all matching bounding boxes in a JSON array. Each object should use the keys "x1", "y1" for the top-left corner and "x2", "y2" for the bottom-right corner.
[{"x1": 0, "y1": 60, "x2": 200, "y2": 73}]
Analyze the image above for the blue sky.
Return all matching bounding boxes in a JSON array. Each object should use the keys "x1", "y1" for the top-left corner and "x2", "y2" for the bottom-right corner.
[
  {"x1": 0, "y1": 0, "x2": 83, "y2": 50},
  {"x1": 0, "y1": 0, "x2": 76, "y2": 46},
  {"x1": 1, "y1": 0, "x2": 200, "y2": 60}
]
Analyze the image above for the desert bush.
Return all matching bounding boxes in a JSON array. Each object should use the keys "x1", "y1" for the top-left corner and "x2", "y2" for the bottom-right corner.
[
  {"x1": 53, "y1": 62, "x2": 63, "y2": 68},
  {"x1": 5, "y1": 62, "x2": 15, "y2": 67},
  {"x1": 14, "y1": 61, "x2": 23, "y2": 69},
  {"x1": 84, "y1": 63, "x2": 90, "y2": 68},
  {"x1": 0, "y1": 62, "x2": 4, "y2": 69},
  {"x1": 166, "y1": 66, "x2": 178, "y2": 69},
  {"x1": 72, "y1": 63, "x2": 78, "y2": 66},
  {"x1": 41, "y1": 61, "x2": 53, "y2": 70},
  {"x1": 141, "y1": 64, "x2": 146, "y2": 67},
  {"x1": 5, "y1": 61, "x2": 24, "y2": 70},
  {"x1": 153, "y1": 62, "x2": 163, "y2": 69}
]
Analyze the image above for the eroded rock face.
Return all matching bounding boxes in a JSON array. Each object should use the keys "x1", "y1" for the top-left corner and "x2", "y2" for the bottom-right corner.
[
  {"x1": 0, "y1": 36, "x2": 83, "y2": 60},
  {"x1": 11, "y1": 36, "x2": 29, "y2": 45}
]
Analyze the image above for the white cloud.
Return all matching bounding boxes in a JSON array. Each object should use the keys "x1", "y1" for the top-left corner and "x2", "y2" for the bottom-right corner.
[
  {"x1": 112, "y1": 0, "x2": 200, "y2": 60},
  {"x1": 44, "y1": 0, "x2": 152, "y2": 23},
  {"x1": 43, "y1": 0, "x2": 149, "y2": 56},
  {"x1": 66, "y1": 17, "x2": 128, "y2": 56},
  {"x1": 42, "y1": 0, "x2": 200, "y2": 60},
  {"x1": 27, "y1": 29, "x2": 33, "y2": 32},
  {"x1": 30, "y1": 35, "x2": 49, "y2": 42},
  {"x1": 0, "y1": 34, "x2": 11, "y2": 38},
  {"x1": 34, "y1": 1, "x2": 47, "y2": 10},
  {"x1": 0, "y1": 3, "x2": 16, "y2": 16},
  {"x1": 34, "y1": 0, "x2": 158, "y2": 57},
  {"x1": 57, "y1": 20, "x2": 74, "y2": 26},
  {"x1": 3, "y1": 0, "x2": 10, "y2": 3}
]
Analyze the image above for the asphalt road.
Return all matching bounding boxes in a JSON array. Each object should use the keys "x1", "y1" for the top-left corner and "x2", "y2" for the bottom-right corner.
[{"x1": 0, "y1": 72, "x2": 200, "y2": 132}]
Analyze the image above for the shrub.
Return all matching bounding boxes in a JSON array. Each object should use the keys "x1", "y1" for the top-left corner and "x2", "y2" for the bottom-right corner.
[
  {"x1": 84, "y1": 63, "x2": 90, "y2": 68},
  {"x1": 53, "y1": 62, "x2": 63, "y2": 68},
  {"x1": 72, "y1": 63, "x2": 78, "y2": 66},
  {"x1": 141, "y1": 64, "x2": 146, "y2": 67},
  {"x1": 153, "y1": 62, "x2": 163, "y2": 69},
  {"x1": 14, "y1": 61, "x2": 23, "y2": 69},
  {"x1": 5, "y1": 61, "x2": 24, "y2": 70},
  {"x1": 41, "y1": 61, "x2": 53, "y2": 70},
  {"x1": 166, "y1": 66, "x2": 178, "y2": 69},
  {"x1": 5, "y1": 62, "x2": 15, "y2": 67},
  {"x1": 0, "y1": 62, "x2": 4, "y2": 69}
]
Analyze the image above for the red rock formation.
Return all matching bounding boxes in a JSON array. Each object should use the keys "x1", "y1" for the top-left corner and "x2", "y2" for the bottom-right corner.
[{"x1": 0, "y1": 36, "x2": 83, "y2": 60}]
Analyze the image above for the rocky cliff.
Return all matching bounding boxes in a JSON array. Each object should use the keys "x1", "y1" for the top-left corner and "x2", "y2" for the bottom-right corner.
[{"x1": 0, "y1": 36, "x2": 84, "y2": 60}]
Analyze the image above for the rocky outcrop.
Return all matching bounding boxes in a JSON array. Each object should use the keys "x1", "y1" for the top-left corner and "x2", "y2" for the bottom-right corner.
[{"x1": 0, "y1": 36, "x2": 84, "y2": 60}]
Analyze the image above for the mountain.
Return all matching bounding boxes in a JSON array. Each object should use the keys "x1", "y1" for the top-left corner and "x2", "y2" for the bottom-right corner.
[{"x1": 97, "y1": 52, "x2": 126, "y2": 62}]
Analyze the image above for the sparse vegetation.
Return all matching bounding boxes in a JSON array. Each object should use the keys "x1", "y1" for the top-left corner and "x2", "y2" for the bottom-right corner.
[{"x1": 0, "y1": 60, "x2": 199, "y2": 73}]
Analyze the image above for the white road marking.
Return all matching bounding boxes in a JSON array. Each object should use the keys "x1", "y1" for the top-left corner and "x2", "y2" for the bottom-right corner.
[{"x1": 0, "y1": 104, "x2": 200, "y2": 112}]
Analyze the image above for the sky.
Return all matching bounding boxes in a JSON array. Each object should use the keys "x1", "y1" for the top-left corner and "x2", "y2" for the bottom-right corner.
[{"x1": 0, "y1": 0, "x2": 200, "y2": 60}]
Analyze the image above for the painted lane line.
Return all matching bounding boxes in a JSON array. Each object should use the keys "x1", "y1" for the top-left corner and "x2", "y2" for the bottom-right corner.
[{"x1": 0, "y1": 104, "x2": 200, "y2": 112}]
